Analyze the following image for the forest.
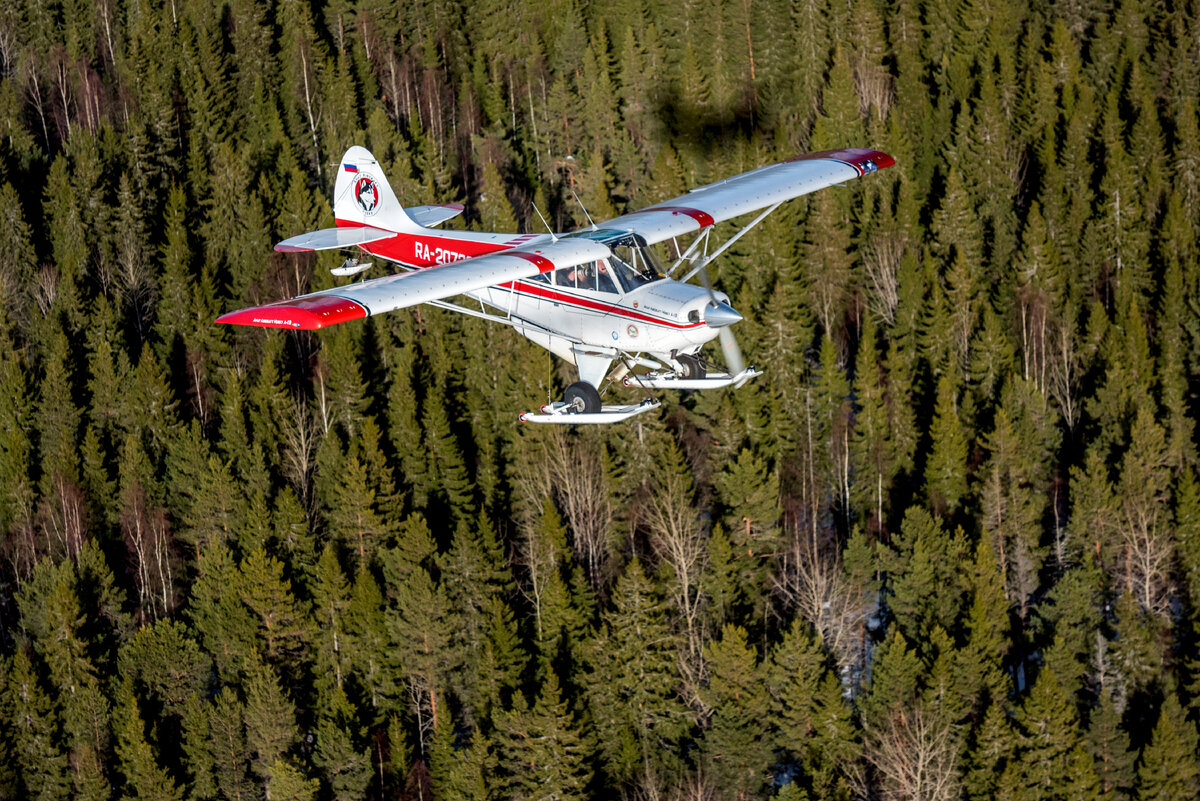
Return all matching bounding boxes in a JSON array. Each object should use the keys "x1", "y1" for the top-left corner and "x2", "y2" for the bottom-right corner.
[{"x1": 0, "y1": 0, "x2": 1199, "y2": 799}]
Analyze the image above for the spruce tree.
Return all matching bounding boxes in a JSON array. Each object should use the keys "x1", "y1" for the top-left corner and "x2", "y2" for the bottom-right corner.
[
  {"x1": 886, "y1": 506, "x2": 968, "y2": 647},
  {"x1": 1087, "y1": 687, "x2": 1135, "y2": 799},
  {"x1": 586, "y1": 558, "x2": 690, "y2": 788},
  {"x1": 924, "y1": 375, "x2": 970, "y2": 515},
  {"x1": 239, "y1": 546, "x2": 312, "y2": 668},
  {"x1": 311, "y1": 545, "x2": 353, "y2": 692},
  {"x1": 113, "y1": 676, "x2": 182, "y2": 801},
  {"x1": 1136, "y1": 693, "x2": 1200, "y2": 801},
  {"x1": 700, "y1": 624, "x2": 772, "y2": 800},
  {"x1": 208, "y1": 689, "x2": 254, "y2": 801},
  {"x1": 1012, "y1": 663, "x2": 1083, "y2": 800},
  {"x1": 3, "y1": 649, "x2": 71, "y2": 801},
  {"x1": 494, "y1": 672, "x2": 593, "y2": 801}
]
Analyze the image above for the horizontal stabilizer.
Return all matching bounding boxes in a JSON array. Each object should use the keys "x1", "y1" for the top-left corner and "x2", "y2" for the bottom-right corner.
[
  {"x1": 275, "y1": 226, "x2": 398, "y2": 253},
  {"x1": 406, "y1": 203, "x2": 465, "y2": 227}
]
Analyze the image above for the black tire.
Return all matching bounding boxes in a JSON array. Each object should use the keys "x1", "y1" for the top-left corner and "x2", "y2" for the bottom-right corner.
[
  {"x1": 676, "y1": 353, "x2": 706, "y2": 380},
  {"x1": 564, "y1": 381, "x2": 602, "y2": 414}
]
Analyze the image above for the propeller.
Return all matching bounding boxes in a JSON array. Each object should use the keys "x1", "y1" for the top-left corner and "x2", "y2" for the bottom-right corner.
[{"x1": 692, "y1": 256, "x2": 747, "y2": 376}]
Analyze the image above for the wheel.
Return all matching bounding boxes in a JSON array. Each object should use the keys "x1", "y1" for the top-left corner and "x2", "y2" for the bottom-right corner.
[
  {"x1": 563, "y1": 381, "x2": 602, "y2": 414},
  {"x1": 676, "y1": 353, "x2": 706, "y2": 379}
]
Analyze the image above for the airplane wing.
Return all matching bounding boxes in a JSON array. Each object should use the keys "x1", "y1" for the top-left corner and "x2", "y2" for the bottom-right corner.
[
  {"x1": 601, "y1": 148, "x2": 894, "y2": 244},
  {"x1": 217, "y1": 237, "x2": 607, "y2": 330}
]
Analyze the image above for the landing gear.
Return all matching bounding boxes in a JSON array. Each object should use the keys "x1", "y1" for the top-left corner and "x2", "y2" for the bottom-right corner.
[
  {"x1": 676, "y1": 353, "x2": 706, "y2": 380},
  {"x1": 564, "y1": 381, "x2": 602, "y2": 414}
]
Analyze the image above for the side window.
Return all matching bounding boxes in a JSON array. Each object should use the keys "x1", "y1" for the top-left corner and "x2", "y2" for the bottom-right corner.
[
  {"x1": 529, "y1": 271, "x2": 550, "y2": 284},
  {"x1": 554, "y1": 266, "x2": 577, "y2": 287},
  {"x1": 595, "y1": 260, "x2": 619, "y2": 294}
]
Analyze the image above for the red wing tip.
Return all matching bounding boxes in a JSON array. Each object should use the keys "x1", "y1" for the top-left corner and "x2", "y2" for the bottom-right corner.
[
  {"x1": 215, "y1": 296, "x2": 368, "y2": 330},
  {"x1": 274, "y1": 244, "x2": 314, "y2": 253},
  {"x1": 871, "y1": 151, "x2": 896, "y2": 169},
  {"x1": 789, "y1": 148, "x2": 895, "y2": 169},
  {"x1": 436, "y1": 203, "x2": 466, "y2": 211}
]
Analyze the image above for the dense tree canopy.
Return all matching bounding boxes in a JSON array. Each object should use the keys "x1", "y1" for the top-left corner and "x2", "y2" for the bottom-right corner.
[{"x1": 1, "y1": 0, "x2": 1199, "y2": 799}]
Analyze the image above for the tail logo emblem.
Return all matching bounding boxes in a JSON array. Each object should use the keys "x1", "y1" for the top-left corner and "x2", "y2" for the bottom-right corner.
[{"x1": 354, "y1": 174, "x2": 380, "y2": 215}]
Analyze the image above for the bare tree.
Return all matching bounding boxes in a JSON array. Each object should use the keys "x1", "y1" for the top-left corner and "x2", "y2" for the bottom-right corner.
[
  {"x1": 1047, "y1": 318, "x2": 1080, "y2": 431},
  {"x1": 861, "y1": 231, "x2": 903, "y2": 326},
  {"x1": 668, "y1": 767, "x2": 714, "y2": 801},
  {"x1": 280, "y1": 392, "x2": 320, "y2": 511},
  {"x1": 122, "y1": 483, "x2": 176, "y2": 622},
  {"x1": 516, "y1": 499, "x2": 558, "y2": 643},
  {"x1": 1115, "y1": 410, "x2": 1174, "y2": 617},
  {"x1": 187, "y1": 349, "x2": 214, "y2": 429},
  {"x1": 1017, "y1": 286, "x2": 1049, "y2": 391},
  {"x1": 1118, "y1": 496, "x2": 1173, "y2": 617},
  {"x1": 642, "y1": 468, "x2": 708, "y2": 707},
  {"x1": 37, "y1": 473, "x2": 87, "y2": 562},
  {"x1": 33, "y1": 263, "x2": 58, "y2": 316},
  {"x1": 1, "y1": 483, "x2": 37, "y2": 585},
  {"x1": 774, "y1": 525, "x2": 868, "y2": 683},
  {"x1": 862, "y1": 702, "x2": 959, "y2": 801},
  {"x1": 0, "y1": 25, "x2": 14, "y2": 76},
  {"x1": 22, "y1": 53, "x2": 50, "y2": 148},
  {"x1": 528, "y1": 430, "x2": 615, "y2": 588}
]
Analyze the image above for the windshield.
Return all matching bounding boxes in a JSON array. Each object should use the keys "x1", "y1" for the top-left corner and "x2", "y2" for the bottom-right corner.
[{"x1": 609, "y1": 244, "x2": 664, "y2": 291}]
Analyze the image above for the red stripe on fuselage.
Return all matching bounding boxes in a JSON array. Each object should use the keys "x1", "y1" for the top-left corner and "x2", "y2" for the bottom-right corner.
[
  {"x1": 499, "y1": 281, "x2": 705, "y2": 330},
  {"x1": 335, "y1": 217, "x2": 508, "y2": 267}
]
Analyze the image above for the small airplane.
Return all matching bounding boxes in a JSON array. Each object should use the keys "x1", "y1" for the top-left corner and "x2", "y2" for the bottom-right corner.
[{"x1": 217, "y1": 145, "x2": 894, "y2": 423}]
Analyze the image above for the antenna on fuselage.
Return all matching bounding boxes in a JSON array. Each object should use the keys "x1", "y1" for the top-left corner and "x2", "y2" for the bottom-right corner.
[
  {"x1": 570, "y1": 189, "x2": 598, "y2": 231},
  {"x1": 531, "y1": 203, "x2": 558, "y2": 242}
]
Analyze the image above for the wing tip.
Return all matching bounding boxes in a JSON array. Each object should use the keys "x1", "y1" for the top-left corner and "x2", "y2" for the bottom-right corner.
[
  {"x1": 215, "y1": 296, "x2": 368, "y2": 330},
  {"x1": 788, "y1": 148, "x2": 895, "y2": 170}
]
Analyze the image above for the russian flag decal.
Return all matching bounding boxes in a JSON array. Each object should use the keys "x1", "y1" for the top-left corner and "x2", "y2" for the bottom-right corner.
[{"x1": 343, "y1": 163, "x2": 358, "y2": 173}]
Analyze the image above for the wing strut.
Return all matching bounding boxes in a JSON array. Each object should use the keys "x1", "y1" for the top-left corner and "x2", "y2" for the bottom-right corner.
[
  {"x1": 678, "y1": 201, "x2": 784, "y2": 283},
  {"x1": 667, "y1": 230, "x2": 711, "y2": 276}
]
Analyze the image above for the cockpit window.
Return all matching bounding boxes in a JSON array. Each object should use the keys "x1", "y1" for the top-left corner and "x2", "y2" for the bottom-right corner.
[
  {"x1": 595, "y1": 260, "x2": 619, "y2": 293},
  {"x1": 553, "y1": 265, "x2": 579, "y2": 288},
  {"x1": 609, "y1": 246, "x2": 662, "y2": 291},
  {"x1": 553, "y1": 260, "x2": 622, "y2": 293}
]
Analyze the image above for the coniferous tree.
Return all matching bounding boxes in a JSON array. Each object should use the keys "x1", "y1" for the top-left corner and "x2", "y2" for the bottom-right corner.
[
  {"x1": 494, "y1": 671, "x2": 592, "y2": 801},
  {"x1": 586, "y1": 558, "x2": 690, "y2": 789},
  {"x1": 699, "y1": 624, "x2": 772, "y2": 800},
  {"x1": 3, "y1": 648, "x2": 71, "y2": 801},
  {"x1": 239, "y1": 546, "x2": 312, "y2": 669},
  {"x1": 1136, "y1": 693, "x2": 1200, "y2": 801},
  {"x1": 924, "y1": 375, "x2": 970, "y2": 515},
  {"x1": 1087, "y1": 686, "x2": 1135, "y2": 799},
  {"x1": 1012, "y1": 663, "x2": 1086, "y2": 801},
  {"x1": 886, "y1": 506, "x2": 968, "y2": 647}
]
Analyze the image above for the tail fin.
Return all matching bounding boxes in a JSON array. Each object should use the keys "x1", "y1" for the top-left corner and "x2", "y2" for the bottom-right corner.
[{"x1": 334, "y1": 146, "x2": 422, "y2": 233}]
